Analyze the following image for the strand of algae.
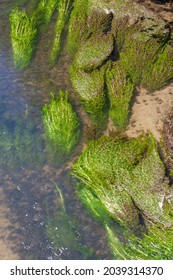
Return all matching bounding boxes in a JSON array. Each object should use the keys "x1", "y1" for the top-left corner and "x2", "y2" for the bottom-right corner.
[
  {"x1": 34, "y1": 0, "x2": 59, "y2": 25},
  {"x1": 49, "y1": 0, "x2": 73, "y2": 65}
]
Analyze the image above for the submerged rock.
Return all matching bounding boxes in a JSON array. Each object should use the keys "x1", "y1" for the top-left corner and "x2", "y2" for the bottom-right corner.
[
  {"x1": 73, "y1": 33, "x2": 114, "y2": 71},
  {"x1": 73, "y1": 134, "x2": 173, "y2": 227},
  {"x1": 70, "y1": 65, "x2": 107, "y2": 126}
]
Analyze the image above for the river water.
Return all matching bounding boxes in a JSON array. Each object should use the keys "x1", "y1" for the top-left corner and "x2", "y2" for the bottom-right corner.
[{"x1": 0, "y1": 0, "x2": 111, "y2": 259}]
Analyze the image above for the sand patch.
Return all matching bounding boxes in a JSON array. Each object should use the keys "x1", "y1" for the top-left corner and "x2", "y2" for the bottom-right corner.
[{"x1": 126, "y1": 83, "x2": 173, "y2": 141}]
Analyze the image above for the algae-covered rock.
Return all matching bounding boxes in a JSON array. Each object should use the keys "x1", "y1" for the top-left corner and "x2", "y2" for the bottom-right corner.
[
  {"x1": 88, "y1": 0, "x2": 172, "y2": 90},
  {"x1": 73, "y1": 33, "x2": 114, "y2": 71},
  {"x1": 108, "y1": 0, "x2": 172, "y2": 90},
  {"x1": 70, "y1": 65, "x2": 107, "y2": 126},
  {"x1": 106, "y1": 62, "x2": 134, "y2": 129},
  {"x1": 73, "y1": 134, "x2": 173, "y2": 227}
]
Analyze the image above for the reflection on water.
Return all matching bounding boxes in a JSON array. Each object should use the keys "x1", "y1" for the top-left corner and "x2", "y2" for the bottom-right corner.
[{"x1": 0, "y1": 1, "x2": 111, "y2": 259}]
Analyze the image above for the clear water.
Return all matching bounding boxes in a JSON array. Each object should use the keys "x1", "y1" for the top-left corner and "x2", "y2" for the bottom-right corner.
[{"x1": 0, "y1": 1, "x2": 111, "y2": 259}]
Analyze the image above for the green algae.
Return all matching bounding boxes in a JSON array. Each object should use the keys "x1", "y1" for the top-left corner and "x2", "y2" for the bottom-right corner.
[
  {"x1": 9, "y1": 8, "x2": 37, "y2": 69},
  {"x1": 9, "y1": 0, "x2": 65, "y2": 68},
  {"x1": 49, "y1": 0, "x2": 72, "y2": 64},
  {"x1": 76, "y1": 183, "x2": 111, "y2": 225},
  {"x1": 42, "y1": 90, "x2": 80, "y2": 162},
  {"x1": 9, "y1": 0, "x2": 57, "y2": 69},
  {"x1": 106, "y1": 62, "x2": 134, "y2": 129},
  {"x1": 73, "y1": 135, "x2": 140, "y2": 228}
]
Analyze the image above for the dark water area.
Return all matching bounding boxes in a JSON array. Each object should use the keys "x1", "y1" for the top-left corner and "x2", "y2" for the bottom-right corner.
[{"x1": 0, "y1": 1, "x2": 111, "y2": 259}]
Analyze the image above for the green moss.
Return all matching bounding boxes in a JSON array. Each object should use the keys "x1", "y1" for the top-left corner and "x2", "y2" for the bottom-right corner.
[
  {"x1": 0, "y1": 116, "x2": 45, "y2": 169},
  {"x1": 49, "y1": 0, "x2": 72, "y2": 64},
  {"x1": 70, "y1": 65, "x2": 107, "y2": 127},
  {"x1": 42, "y1": 90, "x2": 80, "y2": 162},
  {"x1": 67, "y1": 0, "x2": 89, "y2": 54},
  {"x1": 73, "y1": 33, "x2": 114, "y2": 71},
  {"x1": 73, "y1": 134, "x2": 173, "y2": 227},
  {"x1": 106, "y1": 62, "x2": 134, "y2": 129},
  {"x1": 9, "y1": 8, "x2": 37, "y2": 69}
]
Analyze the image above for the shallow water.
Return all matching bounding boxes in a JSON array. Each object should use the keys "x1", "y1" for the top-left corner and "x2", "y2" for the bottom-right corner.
[{"x1": 0, "y1": 1, "x2": 111, "y2": 260}]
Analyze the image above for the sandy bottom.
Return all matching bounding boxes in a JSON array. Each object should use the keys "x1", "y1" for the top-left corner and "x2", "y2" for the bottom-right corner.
[
  {"x1": 126, "y1": 83, "x2": 173, "y2": 141},
  {"x1": 0, "y1": 186, "x2": 19, "y2": 259}
]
